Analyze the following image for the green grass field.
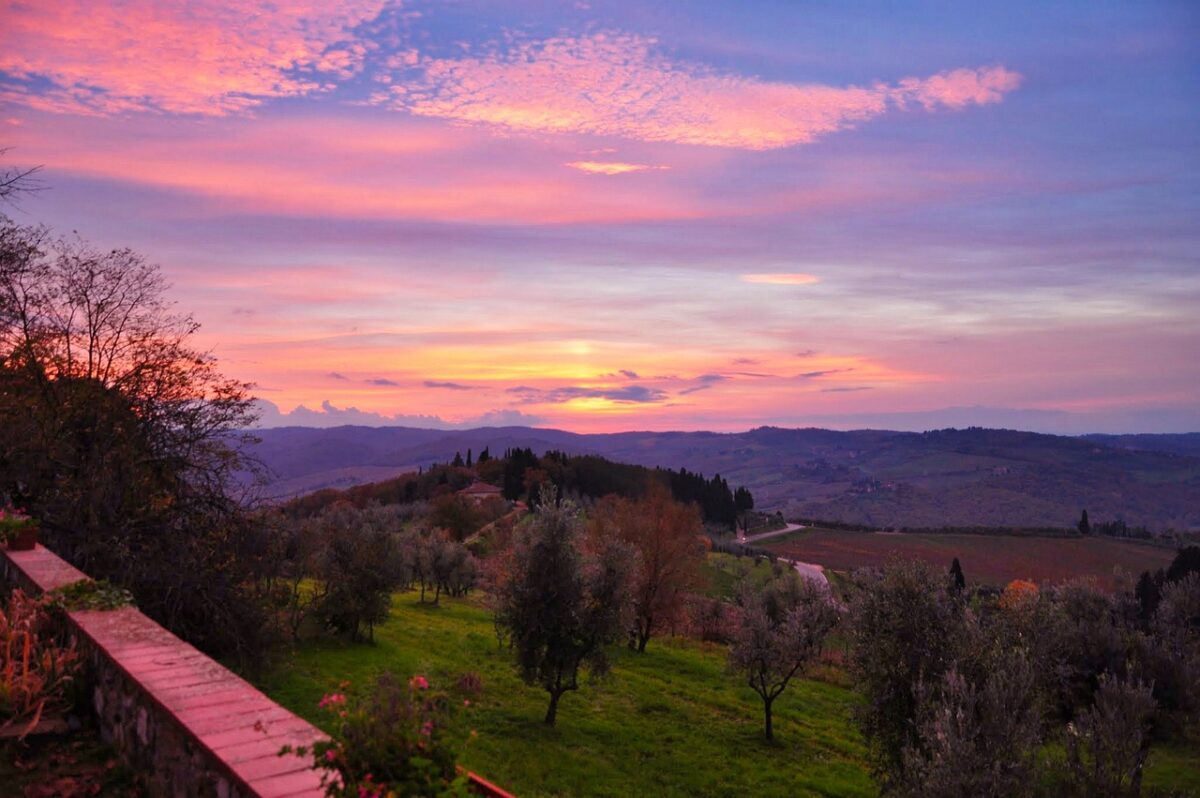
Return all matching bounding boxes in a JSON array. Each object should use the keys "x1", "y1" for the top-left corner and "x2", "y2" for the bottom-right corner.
[
  {"x1": 261, "y1": 588, "x2": 873, "y2": 798},
  {"x1": 258, "y1": 573, "x2": 1200, "y2": 797}
]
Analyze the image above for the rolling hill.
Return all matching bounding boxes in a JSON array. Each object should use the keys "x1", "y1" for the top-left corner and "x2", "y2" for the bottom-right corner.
[{"x1": 240, "y1": 425, "x2": 1200, "y2": 531}]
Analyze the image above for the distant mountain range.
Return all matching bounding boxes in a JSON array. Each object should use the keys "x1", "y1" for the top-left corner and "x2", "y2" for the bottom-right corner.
[{"x1": 239, "y1": 425, "x2": 1200, "y2": 531}]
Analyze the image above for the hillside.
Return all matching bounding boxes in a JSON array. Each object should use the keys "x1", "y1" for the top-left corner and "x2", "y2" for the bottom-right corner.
[{"x1": 242, "y1": 425, "x2": 1200, "y2": 531}]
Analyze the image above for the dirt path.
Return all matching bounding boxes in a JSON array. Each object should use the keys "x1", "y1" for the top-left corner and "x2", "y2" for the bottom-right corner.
[{"x1": 737, "y1": 524, "x2": 829, "y2": 587}]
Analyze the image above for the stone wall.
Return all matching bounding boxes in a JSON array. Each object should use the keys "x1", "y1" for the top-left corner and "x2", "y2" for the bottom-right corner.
[{"x1": 1, "y1": 544, "x2": 516, "y2": 798}]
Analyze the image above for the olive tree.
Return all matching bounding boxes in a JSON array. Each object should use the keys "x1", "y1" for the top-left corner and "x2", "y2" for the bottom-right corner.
[
  {"x1": 846, "y1": 560, "x2": 969, "y2": 787},
  {"x1": 493, "y1": 490, "x2": 635, "y2": 725},
  {"x1": 728, "y1": 574, "x2": 837, "y2": 740}
]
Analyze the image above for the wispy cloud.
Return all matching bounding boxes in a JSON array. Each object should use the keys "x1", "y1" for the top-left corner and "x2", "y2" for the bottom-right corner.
[
  {"x1": 742, "y1": 273, "x2": 821, "y2": 285},
  {"x1": 509, "y1": 384, "x2": 669, "y2": 404},
  {"x1": 389, "y1": 32, "x2": 1020, "y2": 150},
  {"x1": 328, "y1": 372, "x2": 349, "y2": 381},
  {"x1": 822, "y1": 386, "x2": 873, "y2": 393},
  {"x1": 0, "y1": 0, "x2": 388, "y2": 115},
  {"x1": 424, "y1": 380, "x2": 475, "y2": 391},
  {"x1": 796, "y1": 368, "x2": 853, "y2": 379},
  {"x1": 367, "y1": 377, "x2": 400, "y2": 386}
]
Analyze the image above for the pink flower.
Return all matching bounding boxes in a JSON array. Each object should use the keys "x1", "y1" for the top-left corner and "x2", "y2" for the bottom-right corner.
[
  {"x1": 420, "y1": 720, "x2": 434, "y2": 737},
  {"x1": 318, "y1": 693, "x2": 347, "y2": 709},
  {"x1": 463, "y1": 699, "x2": 471, "y2": 707},
  {"x1": 324, "y1": 749, "x2": 337, "y2": 762},
  {"x1": 409, "y1": 675, "x2": 429, "y2": 690}
]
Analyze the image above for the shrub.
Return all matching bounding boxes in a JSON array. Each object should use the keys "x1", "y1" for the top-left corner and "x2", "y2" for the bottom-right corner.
[
  {"x1": 1064, "y1": 674, "x2": 1157, "y2": 797},
  {"x1": 897, "y1": 650, "x2": 1041, "y2": 798},
  {"x1": 0, "y1": 589, "x2": 80, "y2": 738},
  {"x1": 284, "y1": 673, "x2": 471, "y2": 798},
  {"x1": 685, "y1": 595, "x2": 736, "y2": 644},
  {"x1": 846, "y1": 560, "x2": 969, "y2": 787},
  {"x1": 1039, "y1": 579, "x2": 1137, "y2": 721},
  {"x1": 0, "y1": 506, "x2": 36, "y2": 547}
]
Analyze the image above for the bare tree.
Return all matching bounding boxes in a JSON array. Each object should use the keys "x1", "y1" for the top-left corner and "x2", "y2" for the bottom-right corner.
[
  {"x1": 729, "y1": 574, "x2": 837, "y2": 741},
  {"x1": 0, "y1": 218, "x2": 268, "y2": 662},
  {"x1": 0, "y1": 148, "x2": 41, "y2": 205}
]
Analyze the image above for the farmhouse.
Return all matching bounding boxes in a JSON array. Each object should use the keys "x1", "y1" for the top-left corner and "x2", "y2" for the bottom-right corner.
[{"x1": 458, "y1": 480, "x2": 504, "y2": 504}]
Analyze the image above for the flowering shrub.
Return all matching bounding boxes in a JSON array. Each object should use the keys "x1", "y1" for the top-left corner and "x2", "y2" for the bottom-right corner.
[
  {"x1": 284, "y1": 674, "x2": 472, "y2": 798},
  {"x1": 0, "y1": 589, "x2": 80, "y2": 738}
]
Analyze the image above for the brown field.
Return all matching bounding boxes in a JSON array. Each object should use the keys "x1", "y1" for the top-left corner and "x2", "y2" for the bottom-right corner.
[{"x1": 763, "y1": 529, "x2": 1179, "y2": 589}]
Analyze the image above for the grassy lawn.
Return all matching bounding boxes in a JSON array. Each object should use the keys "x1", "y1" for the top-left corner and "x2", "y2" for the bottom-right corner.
[
  {"x1": 260, "y1": 589, "x2": 874, "y2": 798},
  {"x1": 258, "y1": 578, "x2": 1200, "y2": 797},
  {"x1": 699, "y1": 551, "x2": 783, "y2": 598}
]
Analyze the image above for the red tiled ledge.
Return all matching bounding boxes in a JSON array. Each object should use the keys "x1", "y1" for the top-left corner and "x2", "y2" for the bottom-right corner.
[{"x1": 1, "y1": 545, "x2": 516, "y2": 798}]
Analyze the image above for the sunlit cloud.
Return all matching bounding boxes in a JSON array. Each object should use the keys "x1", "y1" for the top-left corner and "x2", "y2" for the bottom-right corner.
[
  {"x1": 0, "y1": 0, "x2": 389, "y2": 115},
  {"x1": 389, "y1": 32, "x2": 1020, "y2": 150},
  {"x1": 742, "y1": 273, "x2": 821, "y2": 285},
  {"x1": 253, "y1": 399, "x2": 546, "y2": 430},
  {"x1": 565, "y1": 161, "x2": 669, "y2": 175}
]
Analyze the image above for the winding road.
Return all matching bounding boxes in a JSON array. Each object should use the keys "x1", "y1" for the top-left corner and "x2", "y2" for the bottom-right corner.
[{"x1": 738, "y1": 523, "x2": 829, "y2": 588}]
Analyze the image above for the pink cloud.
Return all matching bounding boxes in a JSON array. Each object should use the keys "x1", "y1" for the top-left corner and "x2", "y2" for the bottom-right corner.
[
  {"x1": 388, "y1": 32, "x2": 1020, "y2": 150},
  {"x1": 0, "y1": 0, "x2": 388, "y2": 115},
  {"x1": 6, "y1": 111, "x2": 730, "y2": 224},
  {"x1": 741, "y1": 273, "x2": 821, "y2": 286}
]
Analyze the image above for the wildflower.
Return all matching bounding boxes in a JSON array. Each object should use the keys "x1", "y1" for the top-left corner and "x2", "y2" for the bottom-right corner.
[
  {"x1": 420, "y1": 720, "x2": 434, "y2": 737},
  {"x1": 409, "y1": 675, "x2": 429, "y2": 690},
  {"x1": 463, "y1": 699, "x2": 471, "y2": 707},
  {"x1": 324, "y1": 749, "x2": 337, "y2": 762},
  {"x1": 318, "y1": 692, "x2": 347, "y2": 709}
]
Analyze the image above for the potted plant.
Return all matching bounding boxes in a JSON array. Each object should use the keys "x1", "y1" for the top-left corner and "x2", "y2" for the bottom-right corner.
[{"x1": 0, "y1": 508, "x2": 38, "y2": 551}]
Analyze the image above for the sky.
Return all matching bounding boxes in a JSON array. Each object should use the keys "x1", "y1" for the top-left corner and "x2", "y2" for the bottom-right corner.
[{"x1": 1, "y1": 0, "x2": 1197, "y2": 434}]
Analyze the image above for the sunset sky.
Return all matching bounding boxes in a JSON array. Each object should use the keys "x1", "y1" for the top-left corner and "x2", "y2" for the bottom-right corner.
[{"x1": 2, "y1": 1, "x2": 1197, "y2": 433}]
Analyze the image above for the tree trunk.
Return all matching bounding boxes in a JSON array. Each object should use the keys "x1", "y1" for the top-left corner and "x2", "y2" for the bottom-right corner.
[
  {"x1": 544, "y1": 689, "x2": 563, "y2": 726},
  {"x1": 763, "y1": 695, "x2": 774, "y2": 741}
]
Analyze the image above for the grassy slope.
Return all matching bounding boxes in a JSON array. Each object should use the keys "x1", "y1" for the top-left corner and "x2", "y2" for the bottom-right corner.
[
  {"x1": 261, "y1": 591, "x2": 873, "y2": 798},
  {"x1": 259, "y1": 565, "x2": 1199, "y2": 797}
]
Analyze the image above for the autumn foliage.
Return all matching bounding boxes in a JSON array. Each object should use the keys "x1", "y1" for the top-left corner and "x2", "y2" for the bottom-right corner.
[{"x1": 588, "y1": 481, "x2": 706, "y2": 652}]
